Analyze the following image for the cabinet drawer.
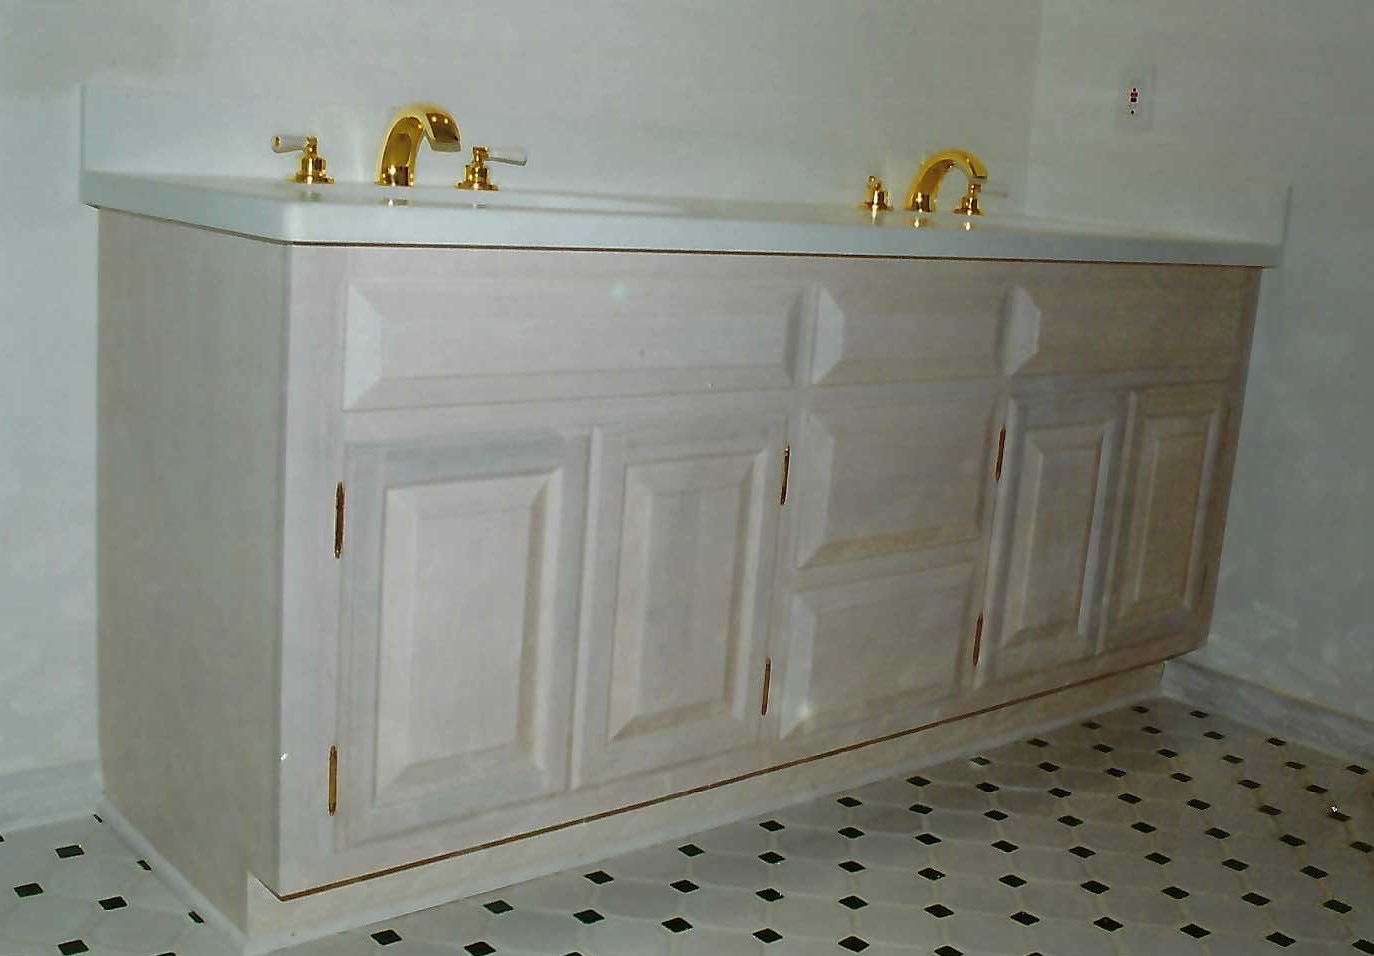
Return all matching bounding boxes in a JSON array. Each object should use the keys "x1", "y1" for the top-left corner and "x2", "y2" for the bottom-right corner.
[
  {"x1": 339, "y1": 251, "x2": 804, "y2": 409},
  {"x1": 1003, "y1": 264, "x2": 1256, "y2": 377}
]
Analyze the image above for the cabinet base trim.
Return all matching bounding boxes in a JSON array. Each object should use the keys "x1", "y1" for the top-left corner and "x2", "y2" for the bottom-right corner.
[{"x1": 277, "y1": 658, "x2": 1169, "y2": 902}]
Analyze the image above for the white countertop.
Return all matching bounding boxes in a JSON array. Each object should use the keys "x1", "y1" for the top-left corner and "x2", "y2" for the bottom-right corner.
[{"x1": 81, "y1": 171, "x2": 1280, "y2": 267}]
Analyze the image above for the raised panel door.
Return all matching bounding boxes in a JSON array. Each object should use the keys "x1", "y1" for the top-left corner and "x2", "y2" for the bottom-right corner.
[
  {"x1": 980, "y1": 391, "x2": 1126, "y2": 683},
  {"x1": 1102, "y1": 385, "x2": 1226, "y2": 648},
  {"x1": 336, "y1": 431, "x2": 587, "y2": 848},
  {"x1": 573, "y1": 416, "x2": 784, "y2": 787}
]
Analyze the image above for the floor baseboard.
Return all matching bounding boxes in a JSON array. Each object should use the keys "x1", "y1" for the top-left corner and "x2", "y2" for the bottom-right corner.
[{"x1": 1163, "y1": 657, "x2": 1374, "y2": 763}]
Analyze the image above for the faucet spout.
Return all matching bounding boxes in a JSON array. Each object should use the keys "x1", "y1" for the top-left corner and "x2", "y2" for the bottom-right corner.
[
  {"x1": 375, "y1": 103, "x2": 463, "y2": 186},
  {"x1": 905, "y1": 149, "x2": 989, "y2": 216}
]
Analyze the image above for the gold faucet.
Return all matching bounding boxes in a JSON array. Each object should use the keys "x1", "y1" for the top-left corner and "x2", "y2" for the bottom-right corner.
[
  {"x1": 375, "y1": 103, "x2": 463, "y2": 186},
  {"x1": 905, "y1": 149, "x2": 989, "y2": 216}
]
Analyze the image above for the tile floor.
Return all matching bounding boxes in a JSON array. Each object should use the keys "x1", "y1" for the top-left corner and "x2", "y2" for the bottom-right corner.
[{"x1": 2, "y1": 698, "x2": 1370, "y2": 955}]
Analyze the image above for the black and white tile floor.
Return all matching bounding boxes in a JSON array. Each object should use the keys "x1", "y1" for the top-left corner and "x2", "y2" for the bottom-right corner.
[{"x1": 3, "y1": 698, "x2": 1370, "y2": 955}]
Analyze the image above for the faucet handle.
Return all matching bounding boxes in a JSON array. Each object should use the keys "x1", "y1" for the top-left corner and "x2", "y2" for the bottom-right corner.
[
  {"x1": 271, "y1": 134, "x2": 333, "y2": 184},
  {"x1": 456, "y1": 145, "x2": 529, "y2": 191}
]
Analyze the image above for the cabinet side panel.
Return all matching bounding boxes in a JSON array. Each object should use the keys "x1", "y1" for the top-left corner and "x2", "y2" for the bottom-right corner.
[{"x1": 98, "y1": 212, "x2": 287, "y2": 926}]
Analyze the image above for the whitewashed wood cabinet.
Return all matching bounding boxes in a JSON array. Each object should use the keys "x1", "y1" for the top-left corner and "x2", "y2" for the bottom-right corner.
[{"x1": 97, "y1": 215, "x2": 1259, "y2": 928}]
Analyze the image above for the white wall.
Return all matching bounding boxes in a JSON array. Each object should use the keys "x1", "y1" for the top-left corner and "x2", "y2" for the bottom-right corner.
[
  {"x1": 0, "y1": 0, "x2": 1046, "y2": 819},
  {"x1": 1028, "y1": 0, "x2": 1374, "y2": 722}
]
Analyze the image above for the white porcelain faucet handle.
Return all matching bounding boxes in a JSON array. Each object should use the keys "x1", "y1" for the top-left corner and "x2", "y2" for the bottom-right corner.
[
  {"x1": 485, "y1": 147, "x2": 528, "y2": 167},
  {"x1": 272, "y1": 135, "x2": 313, "y2": 154}
]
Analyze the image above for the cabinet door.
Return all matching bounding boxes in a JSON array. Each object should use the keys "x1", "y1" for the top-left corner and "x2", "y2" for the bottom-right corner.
[
  {"x1": 336, "y1": 430, "x2": 587, "y2": 848},
  {"x1": 1102, "y1": 385, "x2": 1227, "y2": 648},
  {"x1": 774, "y1": 387, "x2": 1002, "y2": 744},
  {"x1": 573, "y1": 416, "x2": 784, "y2": 788},
  {"x1": 980, "y1": 391, "x2": 1126, "y2": 683}
]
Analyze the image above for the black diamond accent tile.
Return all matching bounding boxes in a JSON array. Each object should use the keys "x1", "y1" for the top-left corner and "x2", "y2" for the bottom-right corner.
[
  {"x1": 188, "y1": 911, "x2": 204, "y2": 924},
  {"x1": 1159, "y1": 748, "x2": 1180, "y2": 758},
  {"x1": 971, "y1": 756, "x2": 992, "y2": 767},
  {"x1": 1095, "y1": 917, "x2": 1124, "y2": 932},
  {"x1": 1081, "y1": 880, "x2": 1109, "y2": 894},
  {"x1": 1162, "y1": 885, "x2": 1189, "y2": 900},
  {"x1": 1266, "y1": 933, "x2": 1295, "y2": 947},
  {"x1": 1324, "y1": 899, "x2": 1352, "y2": 914},
  {"x1": 910, "y1": 803, "x2": 934, "y2": 815},
  {"x1": 1094, "y1": 743, "x2": 1115, "y2": 754},
  {"x1": 484, "y1": 899, "x2": 513, "y2": 914},
  {"x1": 1242, "y1": 893, "x2": 1271, "y2": 906},
  {"x1": 839, "y1": 938, "x2": 870, "y2": 953},
  {"x1": 1049, "y1": 787, "x2": 1073, "y2": 798},
  {"x1": 916, "y1": 833, "x2": 942, "y2": 846},
  {"x1": 1133, "y1": 822, "x2": 1158, "y2": 834},
  {"x1": 1145, "y1": 852, "x2": 1171, "y2": 865},
  {"x1": 1354, "y1": 941, "x2": 1374, "y2": 954},
  {"x1": 1038, "y1": 762, "x2": 1060, "y2": 773},
  {"x1": 1285, "y1": 761, "x2": 1306, "y2": 770},
  {"x1": 464, "y1": 943, "x2": 495, "y2": 956},
  {"x1": 839, "y1": 860, "x2": 866, "y2": 873},
  {"x1": 757, "y1": 888, "x2": 784, "y2": 902},
  {"x1": 584, "y1": 869, "x2": 614, "y2": 884},
  {"x1": 839, "y1": 895, "x2": 869, "y2": 910},
  {"x1": 1000, "y1": 874, "x2": 1027, "y2": 888},
  {"x1": 925, "y1": 904, "x2": 954, "y2": 918},
  {"x1": 1190, "y1": 709, "x2": 1209, "y2": 718},
  {"x1": 838, "y1": 827, "x2": 865, "y2": 839},
  {"x1": 671, "y1": 879, "x2": 700, "y2": 894},
  {"x1": 13, "y1": 883, "x2": 43, "y2": 898},
  {"x1": 1204, "y1": 730, "x2": 1225, "y2": 740},
  {"x1": 1222, "y1": 858, "x2": 1248, "y2": 871},
  {"x1": 985, "y1": 809, "x2": 1009, "y2": 821},
  {"x1": 1223, "y1": 754, "x2": 1244, "y2": 764},
  {"x1": 98, "y1": 896, "x2": 128, "y2": 911},
  {"x1": 1142, "y1": 725, "x2": 1162, "y2": 735},
  {"x1": 1069, "y1": 846, "x2": 1096, "y2": 859},
  {"x1": 1180, "y1": 923, "x2": 1211, "y2": 939},
  {"x1": 1279, "y1": 834, "x2": 1306, "y2": 847},
  {"x1": 663, "y1": 917, "x2": 692, "y2": 933},
  {"x1": 908, "y1": 775, "x2": 931, "y2": 787},
  {"x1": 1307, "y1": 784, "x2": 1329, "y2": 794},
  {"x1": 1028, "y1": 738, "x2": 1051, "y2": 747},
  {"x1": 934, "y1": 948, "x2": 962, "y2": 956},
  {"x1": 1106, "y1": 767, "x2": 1128, "y2": 778},
  {"x1": 678, "y1": 843, "x2": 704, "y2": 857},
  {"x1": 1349, "y1": 764, "x2": 1369, "y2": 775},
  {"x1": 1187, "y1": 799, "x2": 1211, "y2": 810},
  {"x1": 1240, "y1": 779, "x2": 1262, "y2": 790},
  {"x1": 1058, "y1": 815, "x2": 1084, "y2": 827},
  {"x1": 1133, "y1": 705, "x2": 1150, "y2": 714},
  {"x1": 1352, "y1": 840, "x2": 1373, "y2": 853},
  {"x1": 1206, "y1": 827, "x2": 1231, "y2": 839},
  {"x1": 755, "y1": 928, "x2": 783, "y2": 944},
  {"x1": 1267, "y1": 736, "x2": 1287, "y2": 746},
  {"x1": 918, "y1": 867, "x2": 946, "y2": 881},
  {"x1": 759, "y1": 851, "x2": 786, "y2": 864},
  {"x1": 1331, "y1": 809, "x2": 1352, "y2": 822},
  {"x1": 137, "y1": 859, "x2": 151, "y2": 871},
  {"x1": 58, "y1": 943, "x2": 88, "y2": 956},
  {"x1": 1301, "y1": 865, "x2": 1328, "y2": 879},
  {"x1": 1083, "y1": 720, "x2": 1103, "y2": 730},
  {"x1": 1011, "y1": 911, "x2": 1040, "y2": 925},
  {"x1": 1118, "y1": 792, "x2": 1142, "y2": 804},
  {"x1": 837, "y1": 796, "x2": 862, "y2": 808},
  {"x1": 759, "y1": 819, "x2": 785, "y2": 832},
  {"x1": 992, "y1": 840, "x2": 1019, "y2": 853},
  {"x1": 1171, "y1": 772, "x2": 1193, "y2": 783},
  {"x1": 55, "y1": 844, "x2": 84, "y2": 859},
  {"x1": 976, "y1": 782, "x2": 1000, "y2": 793},
  {"x1": 371, "y1": 929, "x2": 402, "y2": 946},
  {"x1": 574, "y1": 909, "x2": 604, "y2": 924}
]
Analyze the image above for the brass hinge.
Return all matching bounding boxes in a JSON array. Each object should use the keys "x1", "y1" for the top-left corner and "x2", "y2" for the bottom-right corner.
[
  {"x1": 972, "y1": 614, "x2": 984, "y2": 668},
  {"x1": 327, "y1": 745, "x2": 338, "y2": 816},
  {"x1": 779, "y1": 444, "x2": 791, "y2": 506},
  {"x1": 994, "y1": 426, "x2": 1007, "y2": 481},
  {"x1": 760, "y1": 657, "x2": 773, "y2": 716},
  {"x1": 333, "y1": 482, "x2": 346, "y2": 559}
]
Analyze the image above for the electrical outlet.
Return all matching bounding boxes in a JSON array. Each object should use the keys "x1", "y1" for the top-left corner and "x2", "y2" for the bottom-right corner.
[{"x1": 1117, "y1": 65, "x2": 1154, "y2": 130}]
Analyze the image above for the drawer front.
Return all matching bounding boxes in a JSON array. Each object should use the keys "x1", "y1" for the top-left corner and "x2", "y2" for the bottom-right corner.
[{"x1": 340, "y1": 252, "x2": 805, "y2": 409}]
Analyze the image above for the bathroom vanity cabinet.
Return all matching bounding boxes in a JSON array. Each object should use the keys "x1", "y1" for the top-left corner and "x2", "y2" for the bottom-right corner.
[{"x1": 97, "y1": 211, "x2": 1258, "y2": 939}]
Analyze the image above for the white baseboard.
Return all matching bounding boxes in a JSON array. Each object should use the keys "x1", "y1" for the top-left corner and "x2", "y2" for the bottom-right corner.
[
  {"x1": 0, "y1": 760, "x2": 101, "y2": 831},
  {"x1": 1163, "y1": 657, "x2": 1374, "y2": 763}
]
